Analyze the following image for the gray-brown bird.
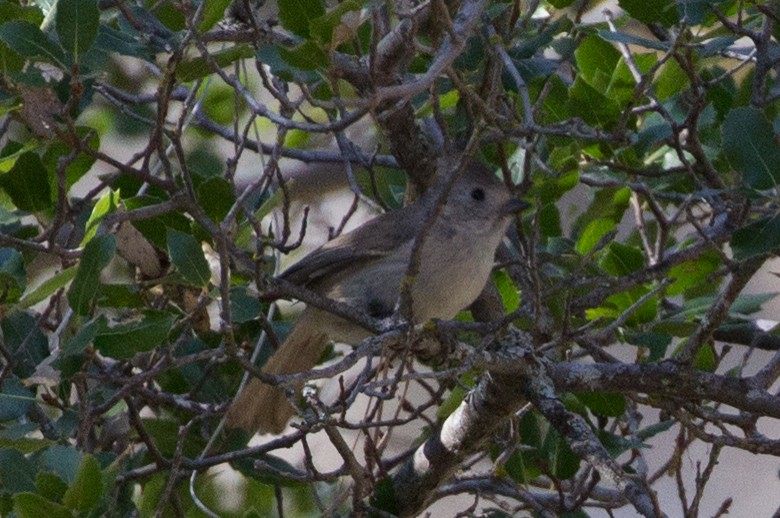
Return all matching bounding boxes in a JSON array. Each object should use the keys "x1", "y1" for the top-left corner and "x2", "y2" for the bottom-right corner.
[{"x1": 226, "y1": 162, "x2": 523, "y2": 434}]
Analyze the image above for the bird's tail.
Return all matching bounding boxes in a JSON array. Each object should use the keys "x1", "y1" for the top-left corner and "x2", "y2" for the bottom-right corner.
[{"x1": 225, "y1": 309, "x2": 329, "y2": 434}]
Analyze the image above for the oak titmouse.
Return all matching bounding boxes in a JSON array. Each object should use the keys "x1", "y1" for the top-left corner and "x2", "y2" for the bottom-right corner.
[{"x1": 226, "y1": 162, "x2": 524, "y2": 433}]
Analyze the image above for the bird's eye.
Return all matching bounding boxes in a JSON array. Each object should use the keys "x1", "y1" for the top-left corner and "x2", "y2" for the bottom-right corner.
[{"x1": 471, "y1": 188, "x2": 485, "y2": 201}]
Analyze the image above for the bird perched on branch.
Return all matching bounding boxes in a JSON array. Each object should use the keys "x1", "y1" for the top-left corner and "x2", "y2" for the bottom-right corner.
[{"x1": 226, "y1": 161, "x2": 525, "y2": 434}]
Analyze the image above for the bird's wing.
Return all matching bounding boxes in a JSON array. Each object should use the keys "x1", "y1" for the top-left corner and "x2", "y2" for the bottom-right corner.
[{"x1": 279, "y1": 205, "x2": 421, "y2": 287}]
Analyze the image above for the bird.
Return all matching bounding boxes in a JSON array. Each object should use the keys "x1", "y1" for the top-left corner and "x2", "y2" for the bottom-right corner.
[{"x1": 225, "y1": 162, "x2": 524, "y2": 434}]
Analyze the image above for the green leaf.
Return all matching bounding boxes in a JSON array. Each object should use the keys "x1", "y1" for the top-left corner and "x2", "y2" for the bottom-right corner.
[
  {"x1": 122, "y1": 5, "x2": 175, "y2": 46},
  {"x1": 68, "y1": 234, "x2": 116, "y2": 315},
  {"x1": 0, "y1": 377, "x2": 34, "y2": 421},
  {"x1": 152, "y1": 0, "x2": 185, "y2": 31},
  {"x1": 538, "y1": 203, "x2": 562, "y2": 238},
  {"x1": 668, "y1": 294, "x2": 776, "y2": 329},
  {"x1": 93, "y1": 25, "x2": 145, "y2": 58},
  {"x1": 0, "y1": 448, "x2": 37, "y2": 492},
  {"x1": 575, "y1": 34, "x2": 620, "y2": 87},
  {"x1": 369, "y1": 476, "x2": 399, "y2": 515},
  {"x1": 0, "y1": 248, "x2": 25, "y2": 302},
  {"x1": 573, "y1": 187, "x2": 630, "y2": 236},
  {"x1": 694, "y1": 342, "x2": 717, "y2": 372},
  {"x1": 167, "y1": 229, "x2": 211, "y2": 287},
  {"x1": 278, "y1": 0, "x2": 325, "y2": 38},
  {"x1": 19, "y1": 265, "x2": 76, "y2": 309},
  {"x1": 575, "y1": 218, "x2": 614, "y2": 255},
  {"x1": 0, "y1": 41, "x2": 26, "y2": 76},
  {"x1": 197, "y1": 0, "x2": 232, "y2": 31},
  {"x1": 81, "y1": 189, "x2": 120, "y2": 245},
  {"x1": 197, "y1": 176, "x2": 235, "y2": 222},
  {"x1": 13, "y1": 493, "x2": 72, "y2": 518},
  {"x1": 230, "y1": 286, "x2": 261, "y2": 323},
  {"x1": 576, "y1": 392, "x2": 626, "y2": 417},
  {"x1": 0, "y1": 141, "x2": 37, "y2": 173},
  {"x1": 0, "y1": 425, "x2": 55, "y2": 454},
  {"x1": 520, "y1": 411, "x2": 543, "y2": 447},
  {"x1": 123, "y1": 195, "x2": 191, "y2": 249},
  {"x1": 723, "y1": 107, "x2": 780, "y2": 190},
  {"x1": 0, "y1": 20, "x2": 66, "y2": 66},
  {"x1": 587, "y1": 283, "x2": 658, "y2": 325},
  {"x1": 618, "y1": 0, "x2": 678, "y2": 27},
  {"x1": 730, "y1": 293, "x2": 777, "y2": 315},
  {"x1": 0, "y1": 152, "x2": 53, "y2": 212},
  {"x1": 566, "y1": 76, "x2": 622, "y2": 129},
  {"x1": 600, "y1": 242, "x2": 644, "y2": 276},
  {"x1": 598, "y1": 430, "x2": 646, "y2": 459},
  {"x1": 502, "y1": 449, "x2": 534, "y2": 483},
  {"x1": 597, "y1": 30, "x2": 670, "y2": 51},
  {"x1": 731, "y1": 215, "x2": 780, "y2": 260},
  {"x1": 62, "y1": 455, "x2": 101, "y2": 510},
  {"x1": 55, "y1": 0, "x2": 98, "y2": 61},
  {"x1": 36, "y1": 472, "x2": 68, "y2": 502},
  {"x1": 96, "y1": 284, "x2": 145, "y2": 308},
  {"x1": 626, "y1": 332, "x2": 671, "y2": 361},
  {"x1": 492, "y1": 269, "x2": 519, "y2": 313},
  {"x1": 136, "y1": 473, "x2": 165, "y2": 516},
  {"x1": 541, "y1": 428, "x2": 580, "y2": 480},
  {"x1": 500, "y1": 413, "x2": 544, "y2": 483},
  {"x1": 162, "y1": 337, "x2": 227, "y2": 401},
  {"x1": 539, "y1": 75, "x2": 571, "y2": 124},
  {"x1": 40, "y1": 444, "x2": 83, "y2": 483},
  {"x1": 670, "y1": 296, "x2": 728, "y2": 323},
  {"x1": 200, "y1": 82, "x2": 235, "y2": 124},
  {"x1": 655, "y1": 59, "x2": 689, "y2": 101},
  {"x1": 607, "y1": 54, "x2": 656, "y2": 104},
  {"x1": 139, "y1": 418, "x2": 207, "y2": 458},
  {"x1": 177, "y1": 44, "x2": 254, "y2": 82},
  {"x1": 677, "y1": 0, "x2": 714, "y2": 25},
  {"x1": 93, "y1": 311, "x2": 175, "y2": 359},
  {"x1": 0, "y1": 1, "x2": 44, "y2": 26},
  {"x1": 278, "y1": 39, "x2": 328, "y2": 71},
  {"x1": 534, "y1": 165, "x2": 579, "y2": 203},
  {"x1": 667, "y1": 250, "x2": 720, "y2": 297},
  {"x1": 2, "y1": 311, "x2": 48, "y2": 377},
  {"x1": 59, "y1": 315, "x2": 103, "y2": 357}
]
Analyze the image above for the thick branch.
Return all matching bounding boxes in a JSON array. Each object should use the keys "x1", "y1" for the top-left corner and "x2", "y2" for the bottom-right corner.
[
  {"x1": 391, "y1": 369, "x2": 529, "y2": 516},
  {"x1": 388, "y1": 318, "x2": 780, "y2": 517},
  {"x1": 548, "y1": 361, "x2": 780, "y2": 419},
  {"x1": 521, "y1": 366, "x2": 661, "y2": 518}
]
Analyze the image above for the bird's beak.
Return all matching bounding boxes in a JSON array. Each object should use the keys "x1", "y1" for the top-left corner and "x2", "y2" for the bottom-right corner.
[{"x1": 501, "y1": 198, "x2": 530, "y2": 216}]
